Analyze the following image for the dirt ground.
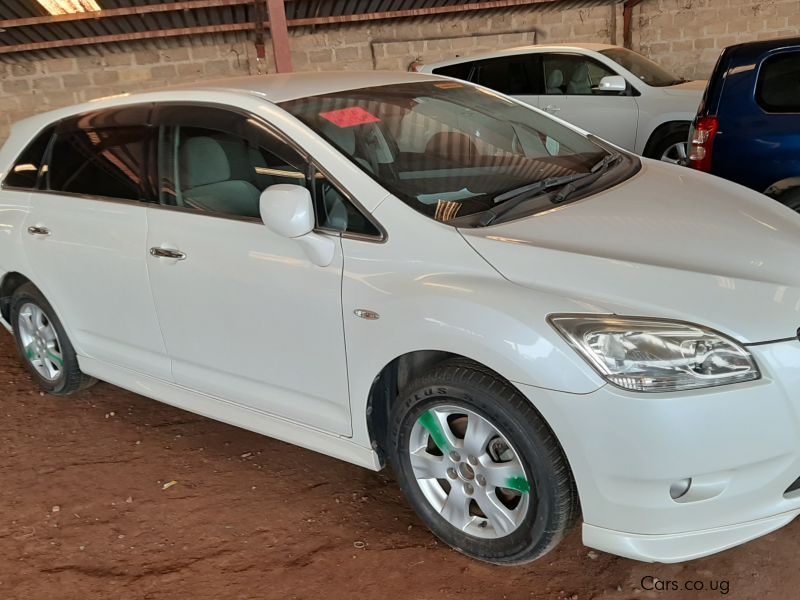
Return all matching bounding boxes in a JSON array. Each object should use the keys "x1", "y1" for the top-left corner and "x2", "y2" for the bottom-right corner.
[{"x1": 0, "y1": 331, "x2": 797, "y2": 600}]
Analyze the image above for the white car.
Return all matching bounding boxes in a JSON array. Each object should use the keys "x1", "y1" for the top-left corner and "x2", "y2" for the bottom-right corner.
[
  {"x1": 1, "y1": 72, "x2": 800, "y2": 565},
  {"x1": 418, "y1": 44, "x2": 706, "y2": 163}
]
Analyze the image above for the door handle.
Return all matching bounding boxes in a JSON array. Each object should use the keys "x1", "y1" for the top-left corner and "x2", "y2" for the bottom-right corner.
[
  {"x1": 544, "y1": 104, "x2": 561, "y2": 112},
  {"x1": 149, "y1": 247, "x2": 186, "y2": 261},
  {"x1": 27, "y1": 225, "x2": 51, "y2": 236}
]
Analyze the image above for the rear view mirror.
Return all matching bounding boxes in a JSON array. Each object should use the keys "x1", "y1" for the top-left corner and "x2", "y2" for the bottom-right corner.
[
  {"x1": 259, "y1": 184, "x2": 336, "y2": 267},
  {"x1": 595, "y1": 75, "x2": 627, "y2": 93}
]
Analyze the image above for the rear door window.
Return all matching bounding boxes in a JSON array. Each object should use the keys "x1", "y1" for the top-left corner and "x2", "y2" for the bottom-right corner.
[
  {"x1": 45, "y1": 105, "x2": 154, "y2": 202},
  {"x1": 470, "y1": 55, "x2": 538, "y2": 95},
  {"x1": 757, "y1": 52, "x2": 800, "y2": 113},
  {"x1": 431, "y1": 62, "x2": 473, "y2": 82}
]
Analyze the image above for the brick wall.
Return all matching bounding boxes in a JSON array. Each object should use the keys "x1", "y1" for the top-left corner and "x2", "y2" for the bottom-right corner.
[
  {"x1": 0, "y1": 37, "x2": 266, "y2": 143},
  {"x1": 0, "y1": 0, "x2": 798, "y2": 144},
  {"x1": 635, "y1": 0, "x2": 800, "y2": 80}
]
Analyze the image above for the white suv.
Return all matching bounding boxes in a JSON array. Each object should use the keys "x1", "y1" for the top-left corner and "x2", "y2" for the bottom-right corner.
[
  {"x1": 2, "y1": 72, "x2": 800, "y2": 565},
  {"x1": 418, "y1": 44, "x2": 706, "y2": 163}
]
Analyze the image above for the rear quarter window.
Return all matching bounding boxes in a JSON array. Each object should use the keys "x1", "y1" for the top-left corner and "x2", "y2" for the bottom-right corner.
[
  {"x1": 756, "y1": 51, "x2": 800, "y2": 113},
  {"x1": 3, "y1": 126, "x2": 54, "y2": 189}
]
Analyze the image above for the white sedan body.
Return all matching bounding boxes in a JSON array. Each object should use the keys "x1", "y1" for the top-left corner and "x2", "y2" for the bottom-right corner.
[
  {"x1": 419, "y1": 43, "x2": 706, "y2": 158},
  {"x1": 1, "y1": 72, "x2": 800, "y2": 564}
]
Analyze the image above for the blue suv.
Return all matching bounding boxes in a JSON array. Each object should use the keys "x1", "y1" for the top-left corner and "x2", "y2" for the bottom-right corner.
[{"x1": 688, "y1": 37, "x2": 800, "y2": 210}]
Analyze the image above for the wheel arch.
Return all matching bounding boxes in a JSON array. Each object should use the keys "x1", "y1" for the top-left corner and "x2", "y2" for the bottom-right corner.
[
  {"x1": 642, "y1": 119, "x2": 691, "y2": 158},
  {"x1": 365, "y1": 350, "x2": 563, "y2": 465},
  {"x1": 0, "y1": 271, "x2": 33, "y2": 324},
  {"x1": 764, "y1": 177, "x2": 800, "y2": 204}
]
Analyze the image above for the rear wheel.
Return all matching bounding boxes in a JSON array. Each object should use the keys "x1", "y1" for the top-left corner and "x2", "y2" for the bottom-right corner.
[
  {"x1": 389, "y1": 359, "x2": 578, "y2": 565},
  {"x1": 10, "y1": 283, "x2": 95, "y2": 395}
]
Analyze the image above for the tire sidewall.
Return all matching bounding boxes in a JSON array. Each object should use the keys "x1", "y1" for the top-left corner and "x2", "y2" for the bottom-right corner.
[
  {"x1": 389, "y1": 377, "x2": 562, "y2": 564},
  {"x1": 10, "y1": 285, "x2": 72, "y2": 394}
]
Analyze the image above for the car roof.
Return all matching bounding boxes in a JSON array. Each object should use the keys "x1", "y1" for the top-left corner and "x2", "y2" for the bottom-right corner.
[
  {"x1": 421, "y1": 43, "x2": 617, "y2": 68},
  {"x1": 8, "y1": 70, "x2": 442, "y2": 133},
  {"x1": 170, "y1": 70, "x2": 442, "y2": 103},
  {"x1": 723, "y1": 36, "x2": 800, "y2": 63}
]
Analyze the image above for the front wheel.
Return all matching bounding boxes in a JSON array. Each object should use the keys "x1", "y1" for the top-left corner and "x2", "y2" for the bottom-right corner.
[{"x1": 389, "y1": 359, "x2": 578, "y2": 565}]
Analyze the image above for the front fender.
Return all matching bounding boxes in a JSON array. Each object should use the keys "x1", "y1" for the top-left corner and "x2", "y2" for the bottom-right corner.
[{"x1": 341, "y1": 198, "x2": 604, "y2": 447}]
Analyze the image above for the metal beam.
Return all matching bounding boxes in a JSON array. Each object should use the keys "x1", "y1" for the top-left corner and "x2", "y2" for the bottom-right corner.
[
  {"x1": 0, "y1": 0, "x2": 253, "y2": 29},
  {"x1": 266, "y1": 0, "x2": 293, "y2": 72},
  {"x1": 0, "y1": 23, "x2": 255, "y2": 55}
]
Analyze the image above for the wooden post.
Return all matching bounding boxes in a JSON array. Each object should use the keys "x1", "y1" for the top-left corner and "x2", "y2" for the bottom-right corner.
[{"x1": 265, "y1": 0, "x2": 293, "y2": 73}]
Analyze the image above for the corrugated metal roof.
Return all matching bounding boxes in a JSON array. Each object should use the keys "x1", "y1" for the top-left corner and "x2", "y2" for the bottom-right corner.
[{"x1": 0, "y1": 0, "x2": 601, "y2": 61}]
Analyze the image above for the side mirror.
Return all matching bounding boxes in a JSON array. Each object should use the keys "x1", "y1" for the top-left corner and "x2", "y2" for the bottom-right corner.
[
  {"x1": 259, "y1": 184, "x2": 336, "y2": 267},
  {"x1": 595, "y1": 75, "x2": 627, "y2": 93},
  {"x1": 260, "y1": 184, "x2": 315, "y2": 239}
]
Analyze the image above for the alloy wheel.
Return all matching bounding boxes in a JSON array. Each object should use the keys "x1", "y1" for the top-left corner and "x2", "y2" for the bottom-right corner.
[
  {"x1": 660, "y1": 141, "x2": 688, "y2": 165},
  {"x1": 408, "y1": 405, "x2": 531, "y2": 539},
  {"x1": 17, "y1": 302, "x2": 63, "y2": 382}
]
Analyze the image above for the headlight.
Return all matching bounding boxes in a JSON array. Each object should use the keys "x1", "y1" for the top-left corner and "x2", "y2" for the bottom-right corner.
[{"x1": 549, "y1": 315, "x2": 760, "y2": 392}]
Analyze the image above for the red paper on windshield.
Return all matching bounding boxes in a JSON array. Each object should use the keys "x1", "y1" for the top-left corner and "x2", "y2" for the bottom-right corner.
[{"x1": 319, "y1": 107, "x2": 380, "y2": 128}]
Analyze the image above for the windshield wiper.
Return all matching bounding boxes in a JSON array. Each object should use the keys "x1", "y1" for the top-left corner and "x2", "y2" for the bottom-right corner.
[
  {"x1": 479, "y1": 173, "x2": 588, "y2": 226},
  {"x1": 479, "y1": 153, "x2": 622, "y2": 226},
  {"x1": 550, "y1": 153, "x2": 622, "y2": 205}
]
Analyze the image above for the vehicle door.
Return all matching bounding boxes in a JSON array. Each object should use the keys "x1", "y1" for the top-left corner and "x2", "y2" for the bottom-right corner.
[
  {"x1": 145, "y1": 104, "x2": 355, "y2": 435},
  {"x1": 20, "y1": 105, "x2": 170, "y2": 379},
  {"x1": 538, "y1": 52, "x2": 639, "y2": 150}
]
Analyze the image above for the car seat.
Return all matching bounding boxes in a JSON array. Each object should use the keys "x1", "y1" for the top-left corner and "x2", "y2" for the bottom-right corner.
[
  {"x1": 546, "y1": 69, "x2": 564, "y2": 94},
  {"x1": 567, "y1": 63, "x2": 593, "y2": 95},
  {"x1": 179, "y1": 136, "x2": 261, "y2": 218}
]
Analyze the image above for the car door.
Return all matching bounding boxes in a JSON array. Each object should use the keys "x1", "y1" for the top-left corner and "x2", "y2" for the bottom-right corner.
[
  {"x1": 145, "y1": 104, "x2": 353, "y2": 435},
  {"x1": 20, "y1": 105, "x2": 170, "y2": 379},
  {"x1": 538, "y1": 53, "x2": 639, "y2": 150}
]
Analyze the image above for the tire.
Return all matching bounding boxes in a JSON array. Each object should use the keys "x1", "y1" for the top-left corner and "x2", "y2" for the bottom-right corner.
[
  {"x1": 388, "y1": 358, "x2": 578, "y2": 565},
  {"x1": 644, "y1": 124, "x2": 691, "y2": 165},
  {"x1": 10, "y1": 283, "x2": 95, "y2": 395}
]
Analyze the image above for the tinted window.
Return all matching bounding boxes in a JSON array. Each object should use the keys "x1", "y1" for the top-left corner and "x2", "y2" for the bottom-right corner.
[
  {"x1": 157, "y1": 105, "x2": 379, "y2": 235},
  {"x1": 47, "y1": 126, "x2": 151, "y2": 201},
  {"x1": 432, "y1": 62, "x2": 473, "y2": 81},
  {"x1": 4, "y1": 126, "x2": 54, "y2": 189},
  {"x1": 471, "y1": 56, "x2": 537, "y2": 95},
  {"x1": 757, "y1": 52, "x2": 800, "y2": 113},
  {"x1": 543, "y1": 54, "x2": 616, "y2": 95}
]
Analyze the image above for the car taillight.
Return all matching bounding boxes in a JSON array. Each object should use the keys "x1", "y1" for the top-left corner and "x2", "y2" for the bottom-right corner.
[{"x1": 688, "y1": 116, "x2": 719, "y2": 172}]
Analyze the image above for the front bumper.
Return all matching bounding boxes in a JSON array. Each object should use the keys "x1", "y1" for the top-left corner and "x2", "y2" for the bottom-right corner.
[{"x1": 515, "y1": 338, "x2": 800, "y2": 562}]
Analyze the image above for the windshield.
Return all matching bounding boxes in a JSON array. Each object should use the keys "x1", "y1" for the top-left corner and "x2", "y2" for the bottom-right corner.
[
  {"x1": 280, "y1": 81, "x2": 609, "y2": 224},
  {"x1": 599, "y1": 47, "x2": 683, "y2": 87}
]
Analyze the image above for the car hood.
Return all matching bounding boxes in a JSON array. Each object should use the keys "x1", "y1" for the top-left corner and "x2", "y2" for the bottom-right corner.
[
  {"x1": 661, "y1": 79, "x2": 707, "y2": 96},
  {"x1": 459, "y1": 160, "x2": 800, "y2": 343}
]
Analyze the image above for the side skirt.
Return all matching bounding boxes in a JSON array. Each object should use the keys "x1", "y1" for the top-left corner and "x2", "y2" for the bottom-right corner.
[{"x1": 78, "y1": 355, "x2": 382, "y2": 471}]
